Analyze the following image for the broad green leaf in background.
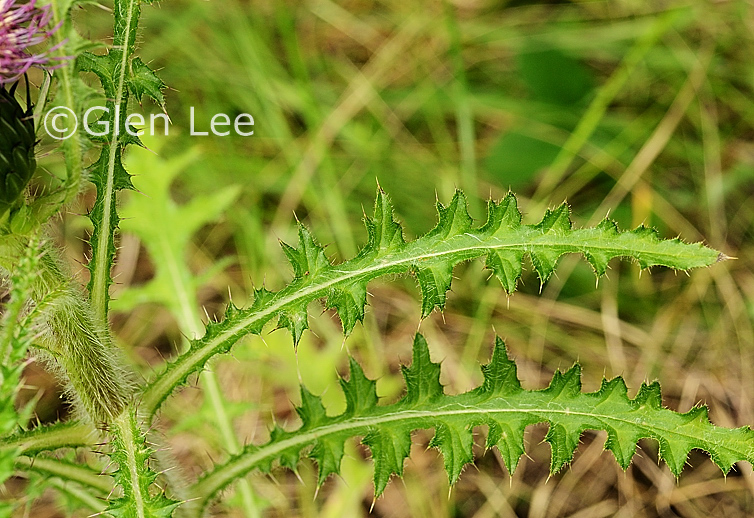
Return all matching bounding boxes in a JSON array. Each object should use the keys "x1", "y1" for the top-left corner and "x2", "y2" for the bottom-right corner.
[
  {"x1": 485, "y1": 131, "x2": 562, "y2": 190},
  {"x1": 484, "y1": 46, "x2": 596, "y2": 190},
  {"x1": 517, "y1": 47, "x2": 595, "y2": 106},
  {"x1": 115, "y1": 136, "x2": 239, "y2": 315}
]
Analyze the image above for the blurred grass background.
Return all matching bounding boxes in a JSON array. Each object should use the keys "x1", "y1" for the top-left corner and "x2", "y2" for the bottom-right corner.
[{"x1": 30, "y1": 0, "x2": 754, "y2": 516}]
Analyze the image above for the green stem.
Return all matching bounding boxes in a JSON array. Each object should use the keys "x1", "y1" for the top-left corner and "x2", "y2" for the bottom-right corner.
[
  {"x1": 15, "y1": 456, "x2": 113, "y2": 495},
  {"x1": 89, "y1": 0, "x2": 141, "y2": 325},
  {"x1": 0, "y1": 422, "x2": 94, "y2": 455},
  {"x1": 113, "y1": 411, "x2": 148, "y2": 518}
]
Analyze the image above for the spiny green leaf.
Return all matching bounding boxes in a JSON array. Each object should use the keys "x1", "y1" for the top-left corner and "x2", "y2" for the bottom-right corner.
[
  {"x1": 128, "y1": 57, "x2": 166, "y2": 108},
  {"x1": 310, "y1": 437, "x2": 345, "y2": 487},
  {"x1": 414, "y1": 260, "x2": 454, "y2": 317},
  {"x1": 428, "y1": 421, "x2": 474, "y2": 485},
  {"x1": 298, "y1": 387, "x2": 329, "y2": 429},
  {"x1": 486, "y1": 416, "x2": 528, "y2": 475},
  {"x1": 362, "y1": 426, "x2": 413, "y2": 497},
  {"x1": 282, "y1": 225, "x2": 332, "y2": 279},
  {"x1": 475, "y1": 337, "x2": 521, "y2": 396},
  {"x1": 188, "y1": 335, "x2": 754, "y2": 516},
  {"x1": 325, "y1": 282, "x2": 367, "y2": 338},
  {"x1": 277, "y1": 307, "x2": 309, "y2": 346},
  {"x1": 340, "y1": 357, "x2": 378, "y2": 417},
  {"x1": 402, "y1": 334, "x2": 443, "y2": 405},
  {"x1": 143, "y1": 189, "x2": 721, "y2": 418},
  {"x1": 362, "y1": 190, "x2": 405, "y2": 255}
]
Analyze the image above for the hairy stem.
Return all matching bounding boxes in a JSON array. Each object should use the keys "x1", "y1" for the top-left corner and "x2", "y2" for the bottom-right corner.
[
  {"x1": 0, "y1": 421, "x2": 94, "y2": 455},
  {"x1": 87, "y1": 0, "x2": 141, "y2": 325},
  {"x1": 1, "y1": 236, "x2": 134, "y2": 424}
]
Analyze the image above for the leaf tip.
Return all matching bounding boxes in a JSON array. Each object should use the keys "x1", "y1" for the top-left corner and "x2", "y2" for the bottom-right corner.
[{"x1": 717, "y1": 252, "x2": 735, "y2": 262}]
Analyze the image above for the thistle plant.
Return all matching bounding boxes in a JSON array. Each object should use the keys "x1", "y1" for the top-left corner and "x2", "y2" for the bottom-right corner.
[
  {"x1": 0, "y1": 1, "x2": 752, "y2": 517},
  {"x1": 0, "y1": 0, "x2": 62, "y2": 227}
]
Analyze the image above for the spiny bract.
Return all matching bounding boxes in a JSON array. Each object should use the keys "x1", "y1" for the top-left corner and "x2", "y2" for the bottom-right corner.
[{"x1": 0, "y1": 85, "x2": 35, "y2": 222}]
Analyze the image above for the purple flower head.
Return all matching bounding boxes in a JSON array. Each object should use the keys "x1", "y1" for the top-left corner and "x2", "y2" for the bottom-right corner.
[{"x1": 0, "y1": 0, "x2": 64, "y2": 84}]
